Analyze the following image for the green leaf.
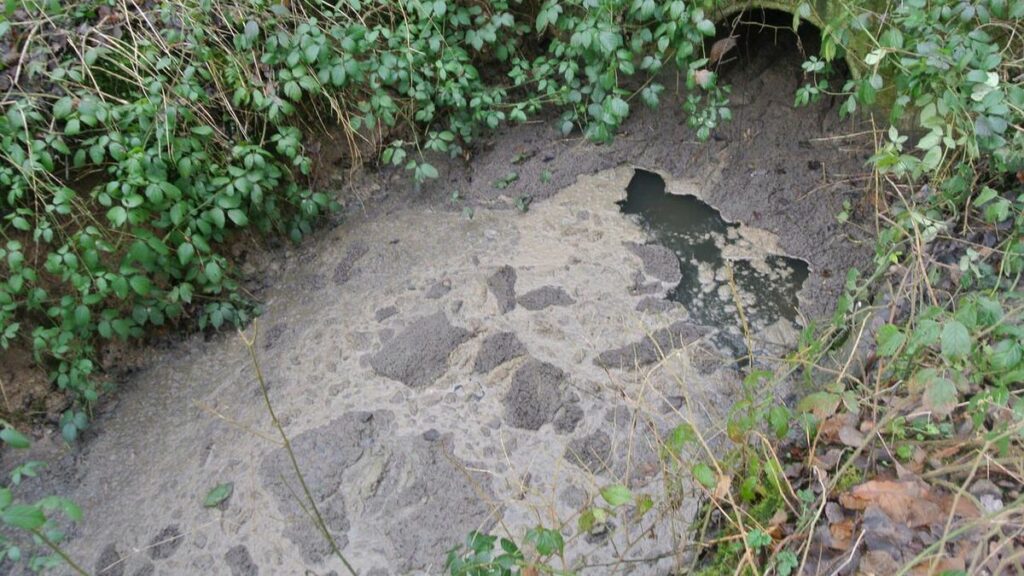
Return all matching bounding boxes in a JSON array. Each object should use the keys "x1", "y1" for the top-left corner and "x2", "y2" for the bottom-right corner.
[
  {"x1": 941, "y1": 320, "x2": 971, "y2": 360},
  {"x1": 768, "y1": 406, "x2": 790, "y2": 439},
  {"x1": 52, "y1": 98, "x2": 73, "y2": 119},
  {"x1": 608, "y1": 97, "x2": 629, "y2": 118},
  {"x1": 2, "y1": 505, "x2": 45, "y2": 530},
  {"x1": 0, "y1": 488, "x2": 11, "y2": 509},
  {"x1": 578, "y1": 507, "x2": 607, "y2": 532},
  {"x1": 876, "y1": 324, "x2": 906, "y2": 356},
  {"x1": 923, "y1": 377, "x2": 958, "y2": 417},
  {"x1": 0, "y1": 428, "x2": 31, "y2": 449},
  {"x1": 600, "y1": 484, "x2": 632, "y2": 507},
  {"x1": 597, "y1": 30, "x2": 620, "y2": 54},
  {"x1": 208, "y1": 207, "x2": 225, "y2": 229},
  {"x1": 177, "y1": 242, "x2": 195, "y2": 266},
  {"x1": 692, "y1": 463, "x2": 717, "y2": 489},
  {"x1": 107, "y1": 206, "x2": 127, "y2": 227},
  {"x1": 205, "y1": 261, "x2": 223, "y2": 285},
  {"x1": 203, "y1": 482, "x2": 234, "y2": 507},
  {"x1": 227, "y1": 209, "x2": 248, "y2": 226},
  {"x1": 419, "y1": 163, "x2": 439, "y2": 180},
  {"x1": 635, "y1": 494, "x2": 654, "y2": 516},
  {"x1": 74, "y1": 304, "x2": 90, "y2": 327},
  {"x1": 526, "y1": 527, "x2": 564, "y2": 556},
  {"x1": 129, "y1": 275, "x2": 152, "y2": 296},
  {"x1": 797, "y1": 391, "x2": 840, "y2": 419},
  {"x1": 909, "y1": 319, "x2": 940, "y2": 350}
]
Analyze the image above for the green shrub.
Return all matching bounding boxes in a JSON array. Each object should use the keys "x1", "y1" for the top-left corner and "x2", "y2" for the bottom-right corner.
[{"x1": 1, "y1": 0, "x2": 728, "y2": 420}]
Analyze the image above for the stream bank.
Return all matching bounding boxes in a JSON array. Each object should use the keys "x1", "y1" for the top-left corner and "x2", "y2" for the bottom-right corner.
[{"x1": 4, "y1": 17, "x2": 875, "y2": 576}]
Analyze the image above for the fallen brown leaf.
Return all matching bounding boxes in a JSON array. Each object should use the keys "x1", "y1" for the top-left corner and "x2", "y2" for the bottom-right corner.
[
  {"x1": 930, "y1": 444, "x2": 963, "y2": 461},
  {"x1": 694, "y1": 69, "x2": 714, "y2": 89},
  {"x1": 859, "y1": 550, "x2": 902, "y2": 574},
  {"x1": 839, "y1": 480, "x2": 945, "y2": 527},
  {"x1": 709, "y1": 36, "x2": 738, "y2": 65},
  {"x1": 819, "y1": 413, "x2": 863, "y2": 447},
  {"x1": 909, "y1": 556, "x2": 965, "y2": 576},
  {"x1": 828, "y1": 518, "x2": 855, "y2": 551},
  {"x1": 714, "y1": 474, "x2": 732, "y2": 500}
]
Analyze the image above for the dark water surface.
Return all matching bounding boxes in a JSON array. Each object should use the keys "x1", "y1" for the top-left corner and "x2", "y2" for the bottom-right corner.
[{"x1": 618, "y1": 170, "x2": 809, "y2": 345}]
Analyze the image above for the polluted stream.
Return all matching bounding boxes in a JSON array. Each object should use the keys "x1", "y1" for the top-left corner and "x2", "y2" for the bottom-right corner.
[
  {"x1": 4, "y1": 20, "x2": 874, "y2": 575},
  {"x1": 17, "y1": 168, "x2": 834, "y2": 576},
  {"x1": 619, "y1": 169, "x2": 810, "y2": 358}
]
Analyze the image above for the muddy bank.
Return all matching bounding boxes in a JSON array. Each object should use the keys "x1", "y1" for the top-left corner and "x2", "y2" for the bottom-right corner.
[{"x1": 2, "y1": 20, "x2": 874, "y2": 576}]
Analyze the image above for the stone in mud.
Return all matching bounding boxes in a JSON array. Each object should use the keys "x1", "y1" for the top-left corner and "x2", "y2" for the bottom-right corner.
[
  {"x1": 301, "y1": 272, "x2": 328, "y2": 291},
  {"x1": 374, "y1": 305, "x2": 398, "y2": 322},
  {"x1": 517, "y1": 286, "x2": 575, "y2": 311},
  {"x1": 263, "y1": 322, "x2": 288, "y2": 350},
  {"x1": 564, "y1": 431, "x2": 612, "y2": 474},
  {"x1": 225, "y1": 545, "x2": 259, "y2": 576},
  {"x1": 625, "y1": 242, "x2": 682, "y2": 284},
  {"x1": 553, "y1": 402, "x2": 584, "y2": 433},
  {"x1": 595, "y1": 321, "x2": 710, "y2": 369},
  {"x1": 332, "y1": 240, "x2": 369, "y2": 285},
  {"x1": 690, "y1": 344, "x2": 726, "y2": 375},
  {"x1": 369, "y1": 312, "x2": 471, "y2": 388},
  {"x1": 95, "y1": 543, "x2": 124, "y2": 576},
  {"x1": 635, "y1": 296, "x2": 677, "y2": 313},
  {"x1": 503, "y1": 359, "x2": 579, "y2": 432},
  {"x1": 629, "y1": 270, "x2": 662, "y2": 295},
  {"x1": 364, "y1": 435, "x2": 496, "y2": 572},
  {"x1": 425, "y1": 279, "x2": 451, "y2": 299},
  {"x1": 147, "y1": 524, "x2": 183, "y2": 560},
  {"x1": 473, "y1": 331, "x2": 526, "y2": 374},
  {"x1": 259, "y1": 411, "x2": 392, "y2": 563},
  {"x1": 259, "y1": 411, "x2": 493, "y2": 571},
  {"x1": 487, "y1": 265, "x2": 517, "y2": 313}
]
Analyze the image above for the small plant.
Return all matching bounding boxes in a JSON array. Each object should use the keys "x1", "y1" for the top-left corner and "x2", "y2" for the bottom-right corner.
[
  {"x1": 446, "y1": 531, "x2": 525, "y2": 576},
  {"x1": 0, "y1": 422, "x2": 87, "y2": 574},
  {"x1": 514, "y1": 195, "x2": 533, "y2": 213},
  {"x1": 493, "y1": 172, "x2": 520, "y2": 190}
]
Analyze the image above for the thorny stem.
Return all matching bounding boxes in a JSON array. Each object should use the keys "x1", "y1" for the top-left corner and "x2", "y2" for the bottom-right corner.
[{"x1": 240, "y1": 326, "x2": 358, "y2": 576}]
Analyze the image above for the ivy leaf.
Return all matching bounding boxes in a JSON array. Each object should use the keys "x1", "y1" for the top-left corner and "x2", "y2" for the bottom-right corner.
[
  {"x1": 600, "y1": 484, "x2": 632, "y2": 507},
  {"x1": 203, "y1": 482, "x2": 234, "y2": 508}
]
